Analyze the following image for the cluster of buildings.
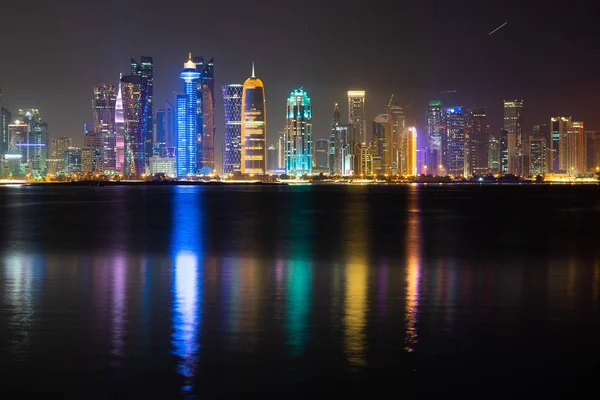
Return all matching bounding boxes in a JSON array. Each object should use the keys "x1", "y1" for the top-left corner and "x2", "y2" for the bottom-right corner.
[{"x1": 1, "y1": 53, "x2": 599, "y2": 181}]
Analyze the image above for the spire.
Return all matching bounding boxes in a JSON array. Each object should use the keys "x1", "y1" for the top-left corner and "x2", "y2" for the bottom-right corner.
[
  {"x1": 184, "y1": 53, "x2": 196, "y2": 69},
  {"x1": 188, "y1": 52, "x2": 193, "y2": 61},
  {"x1": 251, "y1": 62, "x2": 255, "y2": 78}
]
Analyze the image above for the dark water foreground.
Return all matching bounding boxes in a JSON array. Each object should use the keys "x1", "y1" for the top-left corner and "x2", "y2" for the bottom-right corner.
[{"x1": 0, "y1": 185, "x2": 598, "y2": 399}]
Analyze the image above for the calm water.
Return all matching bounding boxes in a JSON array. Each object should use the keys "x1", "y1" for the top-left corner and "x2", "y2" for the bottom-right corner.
[{"x1": 1, "y1": 184, "x2": 599, "y2": 398}]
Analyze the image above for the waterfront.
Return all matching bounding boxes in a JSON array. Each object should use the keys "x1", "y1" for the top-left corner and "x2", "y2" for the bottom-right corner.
[{"x1": 1, "y1": 185, "x2": 599, "y2": 398}]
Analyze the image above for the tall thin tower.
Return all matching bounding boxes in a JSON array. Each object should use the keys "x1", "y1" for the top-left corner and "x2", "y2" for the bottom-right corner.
[
  {"x1": 176, "y1": 53, "x2": 201, "y2": 177},
  {"x1": 241, "y1": 63, "x2": 266, "y2": 174}
]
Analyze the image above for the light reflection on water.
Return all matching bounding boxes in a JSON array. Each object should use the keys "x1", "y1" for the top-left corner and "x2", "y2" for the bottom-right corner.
[{"x1": 0, "y1": 185, "x2": 599, "y2": 398}]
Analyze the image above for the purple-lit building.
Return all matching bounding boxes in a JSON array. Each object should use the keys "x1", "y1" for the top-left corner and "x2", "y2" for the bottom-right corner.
[{"x1": 120, "y1": 75, "x2": 150, "y2": 178}]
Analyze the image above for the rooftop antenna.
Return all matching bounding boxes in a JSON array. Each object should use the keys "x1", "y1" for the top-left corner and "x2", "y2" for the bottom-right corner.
[{"x1": 251, "y1": 61, "x2": 255, "y2": 78}]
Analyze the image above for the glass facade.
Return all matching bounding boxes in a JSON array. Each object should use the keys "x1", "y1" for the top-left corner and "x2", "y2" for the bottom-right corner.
[
  {"x1": 115, "y1": 79, "x2": 125, "y2": 173},
  {"x1": 176, "y1": 55, "x2": 201, "y2": 177},
  {"x1": 221, "y1": 84, "x2": 243, "y2": 174},
  {"x1": 241, "y1": 67, "x2": 266, "y2": 174},
  {"x1": 426, "y1": 100, "x2": 443, "y2": 175},
  {"x1": 1, "y1": 107, "x2": 11, "y2": 157},
  {"x1": 285, "y1": 88, "x2": 313, "y2": 176},
  {"x1": 443, "y1": 106, "x2": 466, "y2": 177},
  {"x1": 92, "y1": 84, "x2": 117, "y2": 172},
  {"x1": 120, "y1": 75, "x2": 150, "y2": 178},
  {"x1": 329, "y1": 104, "x2": 341, "y2": 175},
  {"x1": 193, "y1": 57, "x2": 215, "y2": 172},
  {"x1": 466, "y1": 108, "x2": 489, "y2": 176},
  {"x1": 131, "y1": 57, "x2": 153, "y2": 161}
]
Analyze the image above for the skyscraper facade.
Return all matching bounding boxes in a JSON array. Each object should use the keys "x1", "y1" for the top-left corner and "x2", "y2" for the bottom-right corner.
[
  {"x1": 1, "y1": 107, "x2": 11, "y2": 157},
  {"x1": 488, "y1": 135, "x2": 500, "y2": 175},
  {"x1": 193, "y1": 57, "x2": 215, "y2": 172},
  {"x1": 550, "y1": 116, "x2": 571, "y2": 173},
  {"x1": 329, "y1": 103, "x2": 341, "y2": 175},
  {"x1": 285, "y1": 88, "x2": 312, "y2": 176},
  {"x1": 466, "y1": 107, "x2": 489, "y2": 176},
  {"x1": 503, "y1": 100, "x2": 523, "y2": 175},
  {"x1": 401, "y1": 127, "x2": 417, "y2": 176},
  {"x1": 92, "y1": 84, "x2": 117, "y2": 172},
  {"x1": 315, "y1": 139, "x2": 329, "y2": 170},
  {"x1": 529, "y1": 138, "x2": 547, "y2": 176},
  {"x1": 373, "y1": 114, "x2": 388, "y2": 175},
  {"x1": 426, "y1": 100, "x2": 443, "y2": 175},
  {"x1": 82, "y1": 127, "x2": 101, "y2": 174},
  {"x1": 499, "y1": 129, "x2": 509, "y2": 175},
  {"x1": 584, "y1": 130, "x2": 600, "y2": 174},
  {"x1": 222, "y1": 84, "x2": 243, "y2": 174},
  {"x1": 131, "y1": 57, "x2": 153, "y2": 161},
  {"x1": 120, "y1": 75, "x2": 150, "y2": 178},
  {"x1": 387, "y1": 104, "x2": 405, "y2": 175},
  {"x1": 176, "y1": 54, "x2": 201, "y2": 177},
  {"x1": 348, "y1": 91, "x2": 366, "y2": 144},
  {"x1": 115, "y1": 78, "x2": 125, "y2": 172},
  {"x1": 241, "y1": 64, "x2": 266, "y2": 174},
  {"x1": 443, "y1": 106, "x2": 466, "y2": 177},
  {"x1": 18, "y1": 109, "x2": 49, "y2": 176}
]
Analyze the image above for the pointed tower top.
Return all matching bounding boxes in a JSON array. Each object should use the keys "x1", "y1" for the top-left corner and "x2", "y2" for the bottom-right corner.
[
  {"x1": 119, "y1": 73, "x2": 123, "y2": 79},
  {"x1": 184, "y1": 53, "x2": 196, "y2": 69},
  {"x1": 251, "y1": 62, "x2": 255, "y2": 78}
]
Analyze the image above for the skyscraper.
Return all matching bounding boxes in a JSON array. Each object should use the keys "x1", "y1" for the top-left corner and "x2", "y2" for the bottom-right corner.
[
  {"x1": 18, "y1": 109, "x2": 49, "y2": 176},
  {"x1": 466, "y1": 108, "x2": 489, "y2": 176},
  {"x1": 550, "y1": 116, "x2": 571, "y2": 173},
  {"x1": 499, "y1": 129, "x2": 509, "y2": 175},
  {"x1": 285, "y1": 88, "x2": 312, "y2": 176},
  {"x1": 584, "y1": 130, "x2": 600, "y2": 174},
  {"x1": 193, "y1": 57, "x2": 215, "y2": 172},
  {"x1": 115, "y1": 77, "x2": 125, "y2": 173},
  {"x1": 443, "y1": 106, "x2": 466, "y2": 177},
  {"x1": 315, "y1": 139, "x2": 329, "y2": 170},
  {"x1": 241, "y1": 64, "x2": 266, "y2": 174},
  {"x1": 503, "y1": 100, "x2": 523, "y2": 175},
  {"x1": 267, "y1": 144, "x2": 278, "y2": 173},
  {"x1": 372, "y1": 114, "x2": 388, "y2": 175},
  {"x1": 387, "y1": 103, "x2": 405, "y2": 175},
  {"x1": 401, "y1": 127, "x2": 417, "y2": 176},
  {"x1": 92, "y1": 84, "x2": 117, "y2": 172},
  {"x1": 222, "y1": 84, "x2": 243, "y2": 174},
  {"x1": 348, "y1": 91, "x2": 366, "y2": 143},
  {"x1": 488, "y1": 135, "x2": 500, "y2": 175},
  {"x1": 82, "y1": 125, "x2": 101, "y2": 174},
  {"x1": 329, "y1": 103, "x2": 341, "y2": 175},
  {"x1": 120, "y1": 74, "x2": 150, "y2": 178},
  {"x1": 48, "y1": 136, "x2": 72, "y2": 175},
  {"x1": 131, "y1": 57, "x2": 153, "y2": 161},
  {"x1": 1, "y1": 107, "x2": 11, "y2": 157},
  {"x1": 529, "y1": 138, "x2": 547, "y2": 176},
  {"x1": 426, "y1": 100, "x2": 443, "y2": 175},
  {"x1": 176, "y1": 54, "x2": 201, "y2": 177}
]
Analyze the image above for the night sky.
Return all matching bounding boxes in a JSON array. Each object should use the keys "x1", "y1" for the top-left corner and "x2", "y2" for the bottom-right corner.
[{"x1": 1, "y1": 0, "x2": 598, "y2": 164}]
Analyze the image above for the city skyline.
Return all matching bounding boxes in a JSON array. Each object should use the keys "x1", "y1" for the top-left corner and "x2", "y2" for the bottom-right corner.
[{"x1": 1, "y1": 1, "x2": 598, "y2": 166}]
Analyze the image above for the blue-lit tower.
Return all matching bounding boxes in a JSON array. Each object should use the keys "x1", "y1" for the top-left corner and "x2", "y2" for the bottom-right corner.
[
  {"x1": 222, "y1": 84, "x2": 243, "y2": 174},
  {"x1": 285, "y1": 88, "x2": 313, "y2": 176},
  {"x1": 177, "y1": 54, "x2": 201, "y2": 177}
]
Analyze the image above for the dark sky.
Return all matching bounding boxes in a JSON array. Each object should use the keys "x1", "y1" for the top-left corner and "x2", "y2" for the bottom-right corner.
[{"x1": 1, "y1": 0, "x2": 598, "y2": 163}]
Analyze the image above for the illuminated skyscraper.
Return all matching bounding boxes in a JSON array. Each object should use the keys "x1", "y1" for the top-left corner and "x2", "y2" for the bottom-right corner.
[
  {"x1": 64, "y1": 147, "x2": 82, "y2": 173},
  {"x1": 48, "y1": 136, "x2": 72, "y2": 175},
  {"x1": 466, "y1": 108, "x2": 489, "y2": 176},
  {"x1": 193, "y1": 57, "x2": 215, "y2": 172},
  {"x1": 443, "y1": 106, "x2": 466, "y2": 177},
  {"x1": 569, "y1": 121, "x2": 585, "y2": 175},
  {"x1": 1, "y1": 107, "x2": 11, "y2": 157},
  {"x1": 92, "y1": 84, "x2": 117, "y2": 172},
  {"x1": 503, "y1": 100, "x2": 523, "y2": 175},
  {"x1": 348, "y1": 91, "x2": 366, "y2": 143},
  {"x1": 401, "y1": 127, "x2": 417, "y2": 176},
  {"x1": 285, "y1": 88, "x2": 312, "y2": 176},
  {"x1": 17, "y1": 109, "x2": 49, "y2": 176},
  {"x1": 329, "y1": 103, "x2": 341, "y2": 175},
  {"x1": 387, "y1": 103, "x2": 405, "y2": 175},
  {"x1": 372, "y1": 114, "x2": 388, "y2": 175},
  {"x1": 115, "y1": 77, "x2": 125, "y2": 172},
  {"x1": 120, "y1": 74, "x2": 150, "y2": 178},
  {"x1": 82, "y1": 125, "x2": 101, "y2": 174},
  {"x1": 550, "y1": 116, "x2": 571, "y2": 173},
  {"x1": 488, "y1": 135, "x2": 500, "y2": 175},
  {"x1": 131, "y1": 57, "x2": 153, "y2": 161},
  {"x1": 425, "y1": 100, "x2": 443, "y2": 175},
  {"x1": 529, "y1": 138, "x2": 547, "y2": 176},
  {"x1": 499, "y1": 129, "x2": 509, "y2": 175},
  {"x1": 241, "y1": 63, "x2": 266, "y2": 174},
  {"x1": 176, "y1": 54, "x2": 201, "y2": 177},
  {"x1": 222, "y1": 84, "x2": 243, "y2": 174}
]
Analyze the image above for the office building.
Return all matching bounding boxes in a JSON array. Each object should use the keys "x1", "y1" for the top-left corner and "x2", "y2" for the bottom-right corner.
[
  {"x1": 176, "y1": 54, "x2": 201, "y2": 177},
  {"x1": 499, "y1": 129, "x2": 508, "y2": 175},
  {"x1": 267, "y1": 145, "x2": 278, "y2": 173},
  {"x1": 47, "y1": 137, "x2": 72, "y2": 175},
  {"x1": 529, "y1": 137, "x2": 547, "y2": 176},
  {"x1": 359, "y1": 144, "x2": 373, "y2": 176},
  {"x1": 277, "y1": 131, "x2": 285, "y2": 170},
  {"x1": 148, "y1": 155, "x2": 176, "y2": 177},
  {"x1": 329, "y1": 103, "x2": 341, "y2": 175},
  {"x1": 64, "y1": 147, "x2": 82, "y2": 173},
  {"x1": 121, "y1": 74, "x2": 150, "y2": 178},
  {"x1": 1, "y1": 107, "x2": 11, "y2": 156},
  {"x1": 241, "y1": 64, "x2": 266, "y2": 174},
  {"x1": 466, "y1": 108, "x2": 489, "y2": 176},
  {"x1": 503, "y1": 100, "x2": 523, "y2": 175},
  {"x1": 488, "y1": 135, "x2": 500, "y2": 175},
  {"x1": 92, "y1": 84, "x2": 117, "y2": 172},
  {"x1": 400, "y1": 127, "x2": 417, "y2": 176},
  {"x1": 15, "y1": 109, "x2": 49, "y2": 176},
  {"x1": 550, "y1": 116, "x2": 571, "y2": 173},
  {"x1": 315, "y1": 139, "x2": 329, "y2": 170},
  {"x1": 348, "y1": 90, "x2": 366, "y2": 144},
  {"x1": 82, "y1": 124, "x2": 101, "y2": 174},
  {"x1": 372, "y1": 114, "x2": 388, "y2": 175},
  {"x1": 444, "y1": 106, "x2": 466, "y2": 176},
  {"x1": 387, "y1": 103, "x2": 406, "y2": 175},
  {"x1": 584, "y1": 130, "x2": 600, "y2": 174},
  {"x1": 131, "y1": 57, "x2": 153, "y2": 160},
  {"x1": 426, "y1": 100, "x2": 443, "y2": 175},
  {"x1": 222, "y1": 84, "x2": 243, "y2": 174},
  {"x1": 285, "y1": 88, "x2": 312, "y2": 176},
  {"x1": 115, "y1": 77, "x2": 125, "y2": 172},
  {"x1": 193, "y1": 57, "x2": 215, "y2": 172}
]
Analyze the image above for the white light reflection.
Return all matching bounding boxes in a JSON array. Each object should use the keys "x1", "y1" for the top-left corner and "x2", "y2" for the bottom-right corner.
[{"x1": 110, "y1": 256, "x2": 126, "y2": 360}]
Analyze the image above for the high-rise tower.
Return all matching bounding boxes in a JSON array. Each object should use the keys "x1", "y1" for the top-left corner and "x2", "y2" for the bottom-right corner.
[
  {"x1": 193, "y1": 57, "x2": 215, "y2": 172},
  {"x1": 466, "y1": 107, "x2": 489, "y2": 176},
  {"x1": 443, "y1": 106, "x2": 466, "y2": 177},
  {"x1": 329, "y1": 103, "x2": 341, "y2": 175},
  {"x1": 241, "y1": 63, "x2": 266, "y2": 174},
  {"x1": 503, "y1": 100, "x2": 523, "y2": 175},
  {"x1": 115, "y1": 77, "x2": 125, "y2": 172},
  {"x1": 426, "y1": 100, "x2": 443, "y2": 175},
  {"x1": 92, "y1": 84, "x2": 117, "y2": 172},
  {"x1": 285, "y1": 88, "x2": 312, "y2": 176},
  {"x1": 120, "y1": 75, "x2": 150, "y2": 178},
  {"x1": 222, "y1": 84, "x2": 243, "y2": 174},
  {"x1": 176, "y1": 54, "x2": 201, "y2": 177},
  {"x1": 348, "y1": 91, "x2": 366, "y2": 143},
  {"x1": 131, "y1": 57, "x2": 153, "y2": 161}
]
